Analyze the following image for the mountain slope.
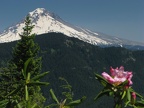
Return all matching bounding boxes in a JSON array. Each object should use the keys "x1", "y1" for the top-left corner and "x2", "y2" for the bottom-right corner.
[
  {"x1": 0, "y1": 8, "x2": 144, "y2": 47},
  {"x1": 0, "y1": 33, "x2": 144, "y2": 108},
  {"x1": 0, "y1": 8, "x2": 107, "y2": 45}
]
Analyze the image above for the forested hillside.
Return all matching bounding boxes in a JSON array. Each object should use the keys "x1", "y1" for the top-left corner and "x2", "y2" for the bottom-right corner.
[{"x1": 0, "y1": 32, "x2": 144, "y2": 108}]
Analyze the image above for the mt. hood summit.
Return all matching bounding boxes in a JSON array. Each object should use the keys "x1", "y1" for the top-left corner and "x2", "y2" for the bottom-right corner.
[{"x1": 0, "y1": 8, "x2": 144, "y2": 47}]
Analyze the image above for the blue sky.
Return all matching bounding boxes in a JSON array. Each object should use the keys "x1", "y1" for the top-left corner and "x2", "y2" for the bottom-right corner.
[{"x1": 0, "y1": 0, "x2": 144, "y2": 42}]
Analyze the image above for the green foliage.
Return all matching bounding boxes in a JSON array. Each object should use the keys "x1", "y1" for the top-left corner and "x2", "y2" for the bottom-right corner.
[
  {"x1": 18, "y1": 58, "x2": 49, "y2": 108},
  {"x1": 59, "y1": 77, "x2": 73, "y2": 101},
  {"x1": 9, "y1": 15, "x2": 44, "y2": 103},
  {"x1": 48, "y1": 77, "x2": 86, "y2": 108},
  {"x1": 11, "y1": 16, "x2": 41, "y2": 77},
  {"x1": 0, "y1": 16, "x2": 48, "y2": 108},
  {"x1": 0, "y1": 58, "x2": 49, "y2": 108}
]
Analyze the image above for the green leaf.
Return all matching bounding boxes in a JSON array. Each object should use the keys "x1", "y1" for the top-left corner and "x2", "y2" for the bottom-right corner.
[
  {"x1": 31, "y1": 71, "x2": 49, "y2": 81},
  {"x1": 21, "y1": 69, "x2": 26, "y2": 79},
  {"x1": 50, "y1": 89, "x2": 59, "y2": 104},
  {"x1": 94, "y1": 73, "x2": 109, "y2": 87},
  {"x1": 45, "y1": 104, "x2": 58, "y2": 108},
  {"x1": 61, "y1": 99, "x2": 67, "y2": 107},
  {"x1": 124, "y1": 89, "x2": 131, "y2": 107},
  {"x1": 135, "y1": 101, "x2": 144, "y2": 107},
  {"x1": 94, "y1": 88, "x2": 111, "y2": 101},
  {"x1": 66, "y1": 96, "x2": 86, "y2": 106},
  {"x1": 121, "y1": 90, "x2": 126, "y2": 100},
  {"x1": 23, "y1": 58, "x2": 32, "y2": 78},
  {"x1": 31, "y1": 103, "x2": 38, "y2": 108},
  {"x1": 29, "y1": 81, "x2": 49, "y2": 86},
  {"x1": 26, "y1": 72, "x2": 31, "y2": 83},
  {"x1": 135, "y1": 92, "x2": 143, "y2": 99},
  {"x1": 24, "y1": 58, "x2": 31, "y2": 71},
  {"x1": 25, "y1": 85, "x2": 29, "y2": 101},
  {"x1": 126, "y1": 89, "x2": 131, "y2": 101},
  {"x1": 125, "y1": 101, "x2": 130, "y2": 107}
]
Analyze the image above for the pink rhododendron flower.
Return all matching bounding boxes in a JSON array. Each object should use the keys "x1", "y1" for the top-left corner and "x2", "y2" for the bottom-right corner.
[{"x1": 102, "y1": 66, "x2": 133, "y2": 86}]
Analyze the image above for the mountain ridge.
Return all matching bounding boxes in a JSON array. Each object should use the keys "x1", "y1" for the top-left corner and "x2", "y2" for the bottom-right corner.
[{"x1": 0, "y1": 8, "x2": 144, "y2": 47}]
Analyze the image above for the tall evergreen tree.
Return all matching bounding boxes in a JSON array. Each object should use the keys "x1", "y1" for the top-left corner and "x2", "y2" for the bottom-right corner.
[
  {"x1": 5, "y1": 15, "x2": 46, "y2": 106},
  {"x1": 11, "y1": 16, "x2": 41, "y2": 79}
]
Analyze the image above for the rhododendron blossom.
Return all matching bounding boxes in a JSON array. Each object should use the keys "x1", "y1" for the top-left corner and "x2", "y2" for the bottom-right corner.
[{"x1": 102, "y1": 66, "x2": 133, "y2": 86}]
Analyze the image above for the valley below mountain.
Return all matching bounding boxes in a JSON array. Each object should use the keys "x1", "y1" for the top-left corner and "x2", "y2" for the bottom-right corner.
[{"x1": 0, "y1": 32, "x2": 144, "y2": 108}]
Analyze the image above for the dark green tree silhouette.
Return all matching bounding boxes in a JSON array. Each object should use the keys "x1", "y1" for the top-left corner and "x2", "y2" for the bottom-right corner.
[
  {"x1": 0, "y1": 15, "x2": 47, "y2": 107},
  {"x1": 11, "y1": 16, "x2": 41, "y2": 79}
]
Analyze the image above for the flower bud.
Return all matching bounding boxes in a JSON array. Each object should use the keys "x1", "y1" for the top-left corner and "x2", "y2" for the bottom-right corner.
[{"x1": 131, "y1": 92, "x2": 136, "y2": 104}]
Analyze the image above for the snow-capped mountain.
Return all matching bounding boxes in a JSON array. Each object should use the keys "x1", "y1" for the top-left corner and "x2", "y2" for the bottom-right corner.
[{"x1": 0, "y1": 8, "x2": 144, "y2": 47}]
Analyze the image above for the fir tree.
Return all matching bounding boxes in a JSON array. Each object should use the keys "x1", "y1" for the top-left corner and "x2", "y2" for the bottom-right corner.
[
  {"x1": 2, "y1": 15, "x2": 46, "y2": 106},
  {"x1": 11, "y1": 16, "x2": 41, "y2": 79}
]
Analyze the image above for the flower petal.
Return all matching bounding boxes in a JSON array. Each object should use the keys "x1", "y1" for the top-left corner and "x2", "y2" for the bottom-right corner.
[
  {"x1": 102, "y1": 72, "x2": 115, "y2": 84},
  {"x1": 127, "y1": 72, "x2": 133, "y2": 85},
  {"x1": 114, "y1": 76, "x2": 126, "y2": 83},
  {"x1": 110, "y1": 66, "x2": 116, "y2": 76},
  {"x1": 119, "y1": 66, "x2": 124, "y2": 71}
]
